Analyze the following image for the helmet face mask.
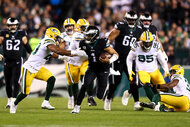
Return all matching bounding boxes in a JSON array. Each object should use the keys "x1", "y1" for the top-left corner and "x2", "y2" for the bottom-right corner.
[
  {"x1": 140, "y1": 31, "x2": 154, "y2": 52},
  {"x1": 124, "y1": 11, "x2": 138, "y2": 28},
  {"x1": 6, "y1": 18, "x2": 19, "y2": 33},
  {"x1": 76, "y1": 19, "x2": 90, "y2": 33},
  {"x1": 140, "y1": 13, "x2": 152, "y2": 29},
  {"x1": 45, "y1": 27, "x2": 61, "y2": 45},
  {"x1": 169, "y1": 65, "x2": 184, "y2": 77},
  {"x1": 84, "y1": 26, "x2": 99, "y2": 44},
  {"x1": 63, "y1": 18, "x2": 76, "y2": 35}
]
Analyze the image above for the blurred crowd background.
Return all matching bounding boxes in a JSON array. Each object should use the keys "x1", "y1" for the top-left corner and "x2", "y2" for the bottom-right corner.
[{"x1": 0, "y1": 0, "x2": 190, "y2": 65}]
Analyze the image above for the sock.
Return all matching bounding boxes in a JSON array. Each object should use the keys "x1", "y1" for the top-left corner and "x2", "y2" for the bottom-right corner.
[
  {"x1": 152, "y1": 94, "x2": 161, "y2": 105},
  {"x1": 67, "y1": 84, "x2": 73, "y2": 97},
  {"x1": 14, "y1": 92, "x2": 27, "y2": 105},
  {"x1": 45, "y1": 76, "x2": 55, "y2": 101},
  {"x1": 143, "y1": 83, "x2": 154, "y2": 101},
  {"x1": 130, "y1": 83, "x2": 139, "y2": 102},
  {"x1": 72, "y1": 83, "x2": 78, "y2": 104}
]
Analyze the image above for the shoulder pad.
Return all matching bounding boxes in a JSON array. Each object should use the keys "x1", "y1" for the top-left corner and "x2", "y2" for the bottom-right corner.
[
  {"x1": 171, "y1": 74, "x2": 182, "y2": 80},
  {"x1": 44, "y1": 38, "x2": 55, "y2": 45}
]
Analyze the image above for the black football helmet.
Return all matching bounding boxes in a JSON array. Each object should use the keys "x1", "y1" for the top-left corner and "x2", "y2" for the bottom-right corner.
[
  {"x1": 6, "y1": 18, "x2": 19, "y2": 33},
  {"x1": 139, "y1": 12, "x2": 152, "y2": 29},
  {"x1": 123, "y1": 11, "x2": 138, "y2": 28},
  {"x1": 84, "y1": 26, "x2": 99, "y2": 44}
]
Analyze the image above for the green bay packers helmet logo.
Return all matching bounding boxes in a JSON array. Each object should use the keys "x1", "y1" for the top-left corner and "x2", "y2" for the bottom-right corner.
[
  {"x1": 45, "y1": 27, "x2": 61, "y2": 41},
  {"x1": 51, "y1": 28, "x2": 58, "y2": 33}
]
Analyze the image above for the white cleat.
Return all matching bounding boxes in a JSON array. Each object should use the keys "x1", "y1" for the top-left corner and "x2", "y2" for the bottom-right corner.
[
  {"x1": 71, "y1": 105, "x2": 80, "y2": 114},
  {"x1": 154, "y1": 102, "x2": 160, "y2": 111},
  {"x1": 10, "y1": 103, "x2": 17, "y2": 114},
  {"x1": 68, "y1": 96, "x2": 74, "y2": 109},
  {"x1": 6, "y1": 98, "x2": 12, "y2": 109},
  {"x1": 104, "y1": 98, "x2": 111, "y2": 111},
  {"x1": 134, "y1": 101, "x2": 144, "y2": 111},
  {"x1": 122, "y1": 90, "x2": 131, "y2": 106},
  {"x1": 41, "y1": 100, "x2": 55, "y2": 110}
]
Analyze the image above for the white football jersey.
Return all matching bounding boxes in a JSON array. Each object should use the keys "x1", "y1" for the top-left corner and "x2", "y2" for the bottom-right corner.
[
  {"x1": 67, "y1": 31, "x2": 88, "y2": 66},
  {"x1": 61, "y1": 32, "x2": 72, "y2": 50},
  {"x1": 127, "y1": 40, "x2": 168, "y2": 73},
  {"x1": 171, "y1": 74, "x2": 190, "y2": 100},
  {"x1": 23, "y1": 37, "x2": 55, "y2": 73}
]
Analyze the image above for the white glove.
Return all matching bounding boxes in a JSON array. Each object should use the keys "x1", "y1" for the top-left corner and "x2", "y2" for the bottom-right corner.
[
  {"x1": 0, "y1": 54, "x2": 3, "y2": 61},
  {"x1": 71, "y1": 50, "x2": 87, "y2": 56},
  {"x1": 162, "y1": 51, "x2": 168, "y2": 62},
  {"x1": 58, "y1": 55, "x2": 69, "y2": 61}
]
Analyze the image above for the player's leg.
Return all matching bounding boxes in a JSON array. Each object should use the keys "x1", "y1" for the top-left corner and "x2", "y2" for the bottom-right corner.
[
  {"x1": 104, "y1": 61, "x2": 122, "y2": 110},
  {"x1": 4, "y1": 62, "x2": 13, "y2": 108},
  {"x1": 65, "y1": 63, "x2": 78, "y2": 109},
  {"x1": 10, "y1": 67, "x2": 35, "y2": 113},
  {"x1": 80, "y1": 60, "x2": 97, "y2": 106},
  {"x1": 12, "y1": 59, "x2": 22, "y2": 102},
  {"x1": 35, "y1": 67, "x2": 55, "y2": 110},
  {"x1": 138, "y1": 71, "x2": 154, "y2": 101},
  {"x1": 71, "y1": 68, "x2": 96, "y2": 114}
]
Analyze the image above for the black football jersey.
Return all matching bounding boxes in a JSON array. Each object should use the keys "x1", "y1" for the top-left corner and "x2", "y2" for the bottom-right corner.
[
  {"x1": 0, "y1": 30, "x2": 27, "y2": 62},
  {"x1": 80, "y1": 38, "x2": 110, "y2": 71},
  {"x1": 114, "y1": 22, "x2": 143, "y2": 60}
]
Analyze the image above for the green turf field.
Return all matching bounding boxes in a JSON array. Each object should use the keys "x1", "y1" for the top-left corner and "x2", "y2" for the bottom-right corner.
[{"x1": 0, "y1": 97, "x2": 189, "y2": 127}]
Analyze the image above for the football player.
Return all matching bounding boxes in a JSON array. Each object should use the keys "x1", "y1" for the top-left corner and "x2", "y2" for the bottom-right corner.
[
  {"x1": 9, "y1": 27, "x2": 86, "y2": 113},
  {"x1": 0, "y1": 18, "x2": 32, "y2": 108},
  {"x1": 60, "y1": 18, "x2": 77, "y2": 109},
  {"x1": 69, "y1": 18, "x2": 97, "y2": 107},
  {"x1": 71, "y1": 26, "x2": 119, "y2": 114},
  {"x1": 127, "y1": 31, "x2": 169, "y2": 110},
  {"x1": 104, "y1": 11, "x2": 143, "y2": 111},
  {"x1": 139, "y1": 12, "x2": 168, "y2": 61},
  {"x1": 140, "y1": 65, "x2": 190, "y2": 112}
]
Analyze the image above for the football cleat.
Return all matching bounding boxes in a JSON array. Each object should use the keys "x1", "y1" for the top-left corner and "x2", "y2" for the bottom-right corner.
[
  {"x1": 134, "y1": 101, "x2": 144, "y2": 111},
  {"x1": 41, "y1": 100, "x2": 55, "y2": 110},
  {"x1": 6, "y1": 98, "x2": 12, "y2": 109},
  {"x1": 10, "y1": 103, "x2": 17, "y2": 114},
  {"x1": 87, "y1": 96, "x2": 97, "y2": 106},
  {"x1": 122, "y1": 90, "x2": 131, "y2": 106},
  {"x1": 68, "y1": 96, "x2": 74, "y2": 109},
  {"x1": 104, "y1": 98, "x2": 111, "y2": 111},
  {"x1": 159, "y1": 104, "x2": 174, "y2": 112},
  {"x1": 71, "y1": 105, "x2": 80, "y2": 114},
  {"x1": 140, "y1": 102, "x2": 156, "y2": 109}
]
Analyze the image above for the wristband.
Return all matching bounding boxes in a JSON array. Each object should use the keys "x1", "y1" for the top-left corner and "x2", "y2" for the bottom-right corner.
[{"x1": 109, "y1": 54, "x2": 118, "y2": 64}]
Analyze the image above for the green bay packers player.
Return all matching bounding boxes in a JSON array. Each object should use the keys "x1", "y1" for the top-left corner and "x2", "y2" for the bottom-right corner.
[
  {"x1": 69, "y1": 18, "x2": 97, "y2": 106},
  {"x1": 140, "y1": 65, "x2": 190, "y2": 112},
  {"x1": 127, "y1": 31, "x2": 169, "y2": 106},
  {"x1": 61, "y1": 18, "x2": 77, "y2": 109},
  {"x1": 10, "y1": 27, "x2": 86, "y2": 113}
]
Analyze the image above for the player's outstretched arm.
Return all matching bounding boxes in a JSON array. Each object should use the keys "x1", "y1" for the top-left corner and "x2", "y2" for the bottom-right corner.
[{"x1": 108, "y1": 29, "x2": 120, "y2": 44}]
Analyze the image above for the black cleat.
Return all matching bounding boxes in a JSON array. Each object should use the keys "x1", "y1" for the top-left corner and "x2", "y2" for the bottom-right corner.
[
  {"x1": 87, "y1": 96, "x2": 97, "y2": 106},
  {"x1": 140, "y1": 102, "x2": 156, "y2": 109},
  {"x1": 160, "y1": 104, "x2": 174, "y2": 112}
]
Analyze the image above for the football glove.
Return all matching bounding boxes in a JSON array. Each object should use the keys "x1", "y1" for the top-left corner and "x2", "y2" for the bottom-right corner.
[
  {"x1": 71, "y1": 49, "x2": 87, "y2": 56},
  {"x1": 0, "y1": 54, "x2": 3, "y2": 61},
  {"x1": 129, "y1": 71, "x2": 135, "y2": 81},
  {"x1": 58, "y1": 55, "x2": 69, "y2": 62}
]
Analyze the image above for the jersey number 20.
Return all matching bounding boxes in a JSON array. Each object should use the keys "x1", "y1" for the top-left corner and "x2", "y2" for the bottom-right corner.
[{"x1": 6, "y1": 40, "x2": 20, "y2": 51}]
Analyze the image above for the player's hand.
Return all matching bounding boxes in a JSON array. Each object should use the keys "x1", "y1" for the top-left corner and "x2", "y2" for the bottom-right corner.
[
  {"x1": 58, "y1": 55, "x2": 69, "y2": 61},
  {"x1": 163, "y1": 51, "x2": 168, "y2": 61},
  {"x1": 0, "y1": 54, "x2": 3, "y2": 61},
  {"x1": 129, "y1": 71, "x2": 135, "y2": 81},
  {"x1": 99, "y1": 56, "x2": 110, "y2": 63}
]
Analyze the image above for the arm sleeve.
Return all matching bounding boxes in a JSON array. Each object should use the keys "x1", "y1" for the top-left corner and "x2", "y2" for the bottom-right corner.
[
  {"x1": 127, "y1": 51, "x2": 135, "y2": 74},
  {"x1": 23, "y1": 43, "x2": 32, "y2": 53},
  {"x1": 157, "y1": 49, "x2": 169, "y2": 73}
]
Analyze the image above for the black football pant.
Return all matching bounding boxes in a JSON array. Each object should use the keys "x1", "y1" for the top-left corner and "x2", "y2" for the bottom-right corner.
[
  {"x1": 4, "y1": 59, "x2": 22, "y2": 98},
  {"x1": 76, "y1": 67, "x2": 109, "y2": 105},
  {"x1": 107, "y1": 59, "x2": 139, "y2": 102}
]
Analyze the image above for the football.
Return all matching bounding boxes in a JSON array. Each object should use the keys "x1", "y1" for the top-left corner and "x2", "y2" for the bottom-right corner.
[{"x1": 99, "y1": 52, "x2": 112, "y2": 59}]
